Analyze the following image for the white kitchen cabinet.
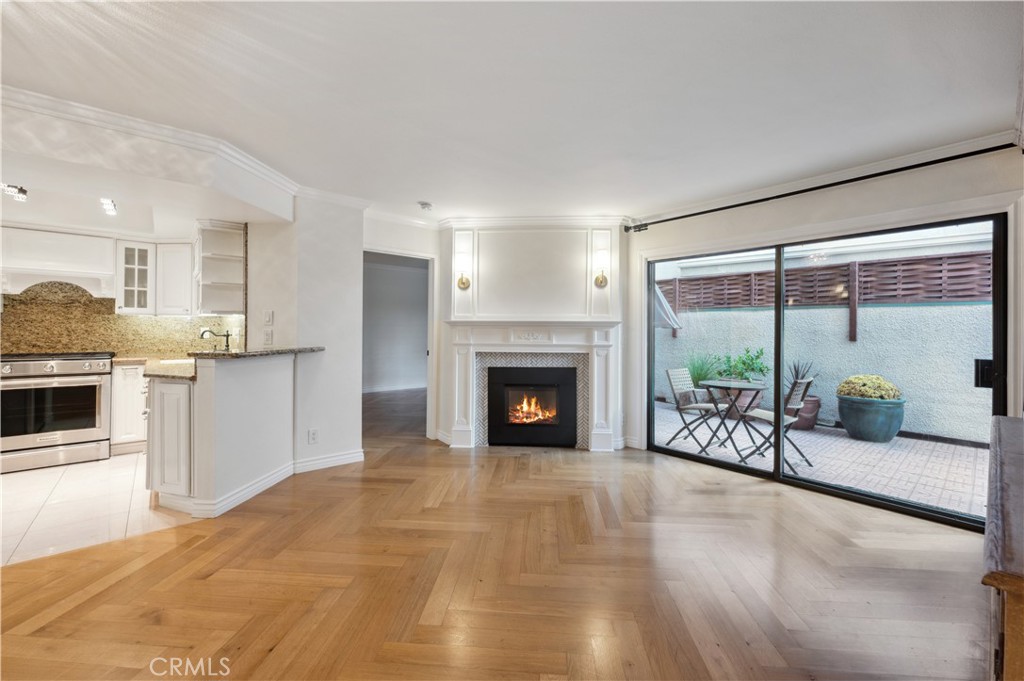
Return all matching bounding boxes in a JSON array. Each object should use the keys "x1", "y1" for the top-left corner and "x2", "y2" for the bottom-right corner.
[
  {"x1": 147, "y1": 379, "x2": 192, "y2": 497},
  {"x1": 110, "y1": 363, "x2": 148, "y2": 455},
  {"x1": 155, "y1": 243, "x2": 193, "y2": 315},
  {"x1": 195, "y1": 222, "x2": 245, "y2": 315},
  {"x1": 115, "y1": 241, "x2": 155, "y2": 315}
]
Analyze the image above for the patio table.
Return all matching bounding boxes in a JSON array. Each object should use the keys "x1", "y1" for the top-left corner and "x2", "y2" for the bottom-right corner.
[{"x1": 699, "y1": 379, "x2": 766, "y2": 463}]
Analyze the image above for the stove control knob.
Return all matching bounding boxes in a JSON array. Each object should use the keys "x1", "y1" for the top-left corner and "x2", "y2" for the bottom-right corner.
[
  {"x1": 97, "y1": 361, "x2": 107, "y2": 370},
  {"x1": 43, "y1": 363, "x2": 55, "y2": 373},
  {"x1": 82, "y1": 362, "x2": 92, "y2": 370},
  {"x1": 1, "y1": 365, "x2": 11, "y2": 374}
]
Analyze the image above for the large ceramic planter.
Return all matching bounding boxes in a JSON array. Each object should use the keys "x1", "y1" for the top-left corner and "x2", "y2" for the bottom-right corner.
[{"x1": 837, "y1": 395, "x2": 905, "y2": 442}]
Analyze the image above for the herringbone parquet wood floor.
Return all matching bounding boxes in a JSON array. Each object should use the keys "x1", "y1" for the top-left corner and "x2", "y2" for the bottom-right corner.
[{"x1": 1, "y1": 389, "x2": 988, "y2": 680}]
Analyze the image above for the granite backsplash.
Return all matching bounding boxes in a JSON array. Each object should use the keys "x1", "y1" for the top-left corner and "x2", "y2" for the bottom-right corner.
[{"x1": 1, "y1": 282, "x2": 245, "y2": 356}]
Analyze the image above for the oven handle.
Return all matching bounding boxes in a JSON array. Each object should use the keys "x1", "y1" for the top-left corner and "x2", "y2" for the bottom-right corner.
[{"x1": 0, "y1": 375, "x2": 106, "y2": 390}]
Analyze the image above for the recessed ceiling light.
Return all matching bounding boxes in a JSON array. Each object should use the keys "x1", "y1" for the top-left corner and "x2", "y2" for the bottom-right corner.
[
  {"x1": 100, "y1": 198, "x2": 117, "y2": 216},
  {"x1": 2, "y1": 183, "x2": 28, "y2": 202}
]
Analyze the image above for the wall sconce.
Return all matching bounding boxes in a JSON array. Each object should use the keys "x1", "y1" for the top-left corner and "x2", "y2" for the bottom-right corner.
[
  {"x1": 457, "y1": 273, "x2": 471, "y2": 290},
  {"x1": 594, "y1": 271, "x2": 608, "y2": 288}
]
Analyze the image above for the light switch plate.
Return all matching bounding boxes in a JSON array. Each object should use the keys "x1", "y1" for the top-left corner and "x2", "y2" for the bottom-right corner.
[
  {"x1": 263, "y1": 328, "x2": 273, "y2": 346},
  {"x1": 263, "y1": 310, "x2": 274, "y2": 325}
]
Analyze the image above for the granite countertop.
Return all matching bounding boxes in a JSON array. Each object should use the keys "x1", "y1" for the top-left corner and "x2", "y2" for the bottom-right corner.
[
  {"x1": 112, "y1": 357, "x2": 148, "y2": 365},
  {"x1": 187, "y1": 346, "x2": 325, "y2": 359},
  {"x1": 143, "y1": 358, "x2": 196, "y2": 381}
]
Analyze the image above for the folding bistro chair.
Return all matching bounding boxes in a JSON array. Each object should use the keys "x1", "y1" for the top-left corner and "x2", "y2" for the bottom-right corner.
[
  {"x1": 665, "y1": 368, "x2": 729, "y2": 454},
  {"x1": 739, "y1": 377, "x2": 814, "y2": 474}
]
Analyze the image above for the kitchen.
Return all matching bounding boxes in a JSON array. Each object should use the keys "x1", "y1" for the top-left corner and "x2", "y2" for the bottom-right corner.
[{"x1": 0, "y1": 180, "x2": 323, "y2": 564}]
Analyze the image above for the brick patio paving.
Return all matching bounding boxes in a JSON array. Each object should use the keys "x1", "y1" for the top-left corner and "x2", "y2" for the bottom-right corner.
[{"x1": 652, "y1": 401, "x2": 989, "y2": 517}]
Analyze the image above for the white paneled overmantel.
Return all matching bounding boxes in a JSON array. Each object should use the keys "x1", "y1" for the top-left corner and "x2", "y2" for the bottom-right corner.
[
  {"x1": 446, "y1": 321, "x2": 620, "y2": 451},
  {"x1": 441, "y1": 217, "x2": 625, "y2": 323}
]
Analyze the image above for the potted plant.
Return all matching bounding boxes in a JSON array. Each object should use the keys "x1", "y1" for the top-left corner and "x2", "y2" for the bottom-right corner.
[
  {"x1": 678, "y1": 353, "x2": 722, "y2": 405},
  {"x1": 786, "y1": 360, "x2": 820, "y2": 430},
  {"x1": 717, "y1": 347, "x2": 770, "y2": 419},
  {"x1": 836, "y1": 374, "x2": 905, "y2": 443}
]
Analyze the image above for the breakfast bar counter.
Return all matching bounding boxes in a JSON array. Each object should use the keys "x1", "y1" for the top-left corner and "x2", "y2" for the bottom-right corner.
[{"x1": 146, "y1": 346, "x2": 326, "y2": 518}]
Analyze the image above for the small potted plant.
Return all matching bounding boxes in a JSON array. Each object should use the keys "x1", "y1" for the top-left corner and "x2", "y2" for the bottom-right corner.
[
  {"x1": 836, "y1": 374, "x2": 905, "y2": 443},
  {"x1": 678, "y1": 353, "x2": 722, "y2": 405},
  {"x1": 717, "y1": 347, "x2": 770, "y2": 419},
  {"x1": 786, "y1": 360, "x2": 820, "y2": 430}
]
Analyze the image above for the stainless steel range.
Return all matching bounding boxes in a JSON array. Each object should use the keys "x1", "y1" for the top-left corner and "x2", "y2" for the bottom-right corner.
[{"x1": 0, "y1": 352, "x2": 113, "y2": 473}]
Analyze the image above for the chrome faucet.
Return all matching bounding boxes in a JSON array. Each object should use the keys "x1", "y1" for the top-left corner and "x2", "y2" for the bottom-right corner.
[{"x1": 200, "y1": 329, "x2": 231, "y2": 352}]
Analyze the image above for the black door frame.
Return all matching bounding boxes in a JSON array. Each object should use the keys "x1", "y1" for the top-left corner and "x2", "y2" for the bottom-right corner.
[{"x1": 647, "y1": 213, "x2": 1009, "y2": 531}]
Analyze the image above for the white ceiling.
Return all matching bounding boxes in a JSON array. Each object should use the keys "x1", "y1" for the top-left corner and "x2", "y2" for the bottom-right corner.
[{"x1": 2, "y1": 2, "x2": 1021, "y2": 223}]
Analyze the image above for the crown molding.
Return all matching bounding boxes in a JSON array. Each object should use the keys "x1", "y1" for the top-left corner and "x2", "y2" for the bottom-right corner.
[
  {"x1": 364, "y1": 208, "x2": 437, "y2": 229},
  {"x1": 294, "y1": 186, "x2": 372, "y2": 210},
  {"x1": 2, "y1": 86, "x2": 300, "y2": 195},
  {"x1": 437, "y1": 216, "x2": 628, "y2": 230},
  {"x1": 639, "y1": 131, "x2": 1019, "y2": 224}
]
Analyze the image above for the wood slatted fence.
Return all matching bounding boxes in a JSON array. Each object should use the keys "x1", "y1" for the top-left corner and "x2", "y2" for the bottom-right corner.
[{"x1": 657, "y1": 251, "x2": 992, "y2": 341}]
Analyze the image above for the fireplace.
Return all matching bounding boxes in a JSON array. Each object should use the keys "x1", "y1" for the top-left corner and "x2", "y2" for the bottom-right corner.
[{"x1": 487, "y1": 367, "x2": 577, "y2": 447}]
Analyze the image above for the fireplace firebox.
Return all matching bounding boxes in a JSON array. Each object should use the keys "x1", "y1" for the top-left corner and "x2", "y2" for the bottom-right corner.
[{"x1": 487, "y1": 367, "x2": 577, "y2": 447}]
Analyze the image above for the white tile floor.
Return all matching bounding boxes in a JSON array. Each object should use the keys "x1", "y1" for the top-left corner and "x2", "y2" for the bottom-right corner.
[{"x1": 1, "y1": 453, "x2": 195, "y2": 565}]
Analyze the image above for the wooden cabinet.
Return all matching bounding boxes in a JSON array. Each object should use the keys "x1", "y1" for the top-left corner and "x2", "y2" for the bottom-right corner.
[
  {"x1": 115, "y1": 241, "x2": 155, "y2": 315},
  {"x1": 116, "y1": 241, "x2": 193, "y2": 316},
  {"x1": 110, "y1": 363, "x2": 148, "y2": 454},
  {"x1": 155, "y1": 243, "x2": 193, "y2": 315},
  {"x1": 146, "y1": 379, "x2": 192, "y2": 497},
  {"x1": 195, "y1": 222, "x2": 244, "y2": 315}
]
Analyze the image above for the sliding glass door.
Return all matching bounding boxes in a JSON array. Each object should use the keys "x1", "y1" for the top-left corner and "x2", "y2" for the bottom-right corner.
[
  {"x1": 650, "y1": 248, "x2": 776, "y2": 475},
  {"x1": 649, "y1": 215, "x2": 1007, "y2": 524},
  {"x1": 780, "y1": 219, "x2": 1000, "y2": 519}
]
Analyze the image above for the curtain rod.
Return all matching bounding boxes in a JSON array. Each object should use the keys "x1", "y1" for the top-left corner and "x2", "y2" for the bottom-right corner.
[{"x1": 623, "y1": 143, "x2": 1018, "y2": 233}]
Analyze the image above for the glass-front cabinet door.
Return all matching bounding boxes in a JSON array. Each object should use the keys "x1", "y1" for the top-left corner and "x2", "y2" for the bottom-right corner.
[{"x1": 115, "y1": 241, "x2": 155, "y2": 315}]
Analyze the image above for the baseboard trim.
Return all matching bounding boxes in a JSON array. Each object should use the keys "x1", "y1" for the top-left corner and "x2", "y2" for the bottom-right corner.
[
  {"x1": 436, "y1": 430, "x2": 452, "y2": 445},
  {"x1": 613, "y1": 437, "x2": 626, "y2": 450},
  {"x1": 158, "y1": 460, "x2": 295, "y2": 518},
  {"x1": 362, "y1": 384, "x2": 428, "y2": 394},
  {"x1": 624, "y1": 436, "x2": 642, "y2": 450},
  {"x1": 293, "y1": 449, "x2": 364, "y2": 474}
]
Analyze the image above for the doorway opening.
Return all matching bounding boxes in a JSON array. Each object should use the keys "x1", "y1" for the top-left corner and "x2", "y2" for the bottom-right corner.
[{"x1": 362, "y1": 251, "x2": 431, "y2": 439}]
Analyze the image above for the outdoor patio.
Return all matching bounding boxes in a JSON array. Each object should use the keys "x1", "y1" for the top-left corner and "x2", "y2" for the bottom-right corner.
[{"x1": 652, "y1": 401, "x2": 989, "y2": 518}]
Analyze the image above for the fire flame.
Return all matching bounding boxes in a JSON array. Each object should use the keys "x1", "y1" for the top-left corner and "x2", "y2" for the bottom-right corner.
[{"x1": 508, "y1": 393, "x2": 557, "y2": 424}]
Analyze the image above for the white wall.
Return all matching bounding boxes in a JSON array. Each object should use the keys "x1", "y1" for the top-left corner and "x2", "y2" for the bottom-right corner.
[
  {"x1": 625, "y1": 148, "x2": 1024, "y2": 449},
  {"x1": 293, "y1": 195, "x2": 366, "y2": 468},
  {"x1": 362, "y1": 260, "x2": 429, "y2": 392},
  {"x1": 246, "y1": 221, "x2": 298, "y2": 349}
]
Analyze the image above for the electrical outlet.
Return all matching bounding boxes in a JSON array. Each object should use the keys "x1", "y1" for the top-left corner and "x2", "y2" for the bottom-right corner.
[
  {"x1": 263, "y1": 309, "x2": 274, "y2": 325},
  {"x1": 307, "y1": 428, "x2": 319, "y2": 445},
  {"x1": 263, "y1": 328, "x2": 274, "y2": 346}
]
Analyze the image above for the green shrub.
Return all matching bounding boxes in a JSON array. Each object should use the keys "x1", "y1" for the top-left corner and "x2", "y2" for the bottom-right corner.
[
  {"x1": 686, "y1": 353, "x2": 722, "y2": 386},
  {"x1": 717, "y1": 347, "x2": 769, "y2": 381},
  {"x1": 837, "y1": 374, "x2": 901, "y2": 400}
]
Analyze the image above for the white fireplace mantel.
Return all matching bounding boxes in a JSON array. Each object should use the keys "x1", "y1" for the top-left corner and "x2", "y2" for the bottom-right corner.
[{"x1": 446, "y1": 320, "x2": 621, "y2": 451}]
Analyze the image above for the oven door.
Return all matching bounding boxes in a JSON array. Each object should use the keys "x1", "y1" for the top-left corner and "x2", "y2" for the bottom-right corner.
[{"x1": 0, "y1": 374, "x2": 110, "y2": 452}]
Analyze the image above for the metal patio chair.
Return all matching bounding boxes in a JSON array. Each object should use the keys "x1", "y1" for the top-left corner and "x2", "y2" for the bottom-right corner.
[
  {"x1": 665, "y1": 368, "x2": 731, "y2": 454},
  {"x1": 739, "y1": 377, "x2": 815, "y2": 474}
]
